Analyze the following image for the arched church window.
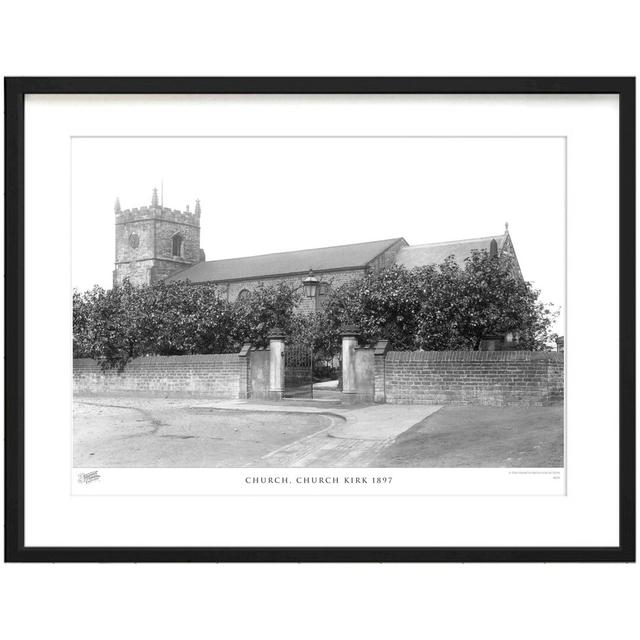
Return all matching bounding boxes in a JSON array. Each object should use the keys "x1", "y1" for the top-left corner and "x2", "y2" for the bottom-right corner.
[
  {"x1": 237, "y1": 289, "x2": 250, "y2": 301},
  {"x1": 172, "y1": 234, "x2": 184, "y2": 257}
]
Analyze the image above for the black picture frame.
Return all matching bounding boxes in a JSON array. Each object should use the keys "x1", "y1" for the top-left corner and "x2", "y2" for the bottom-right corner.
[{"x1": 4, "y1": 77, "x2": 635, "y2": 563}]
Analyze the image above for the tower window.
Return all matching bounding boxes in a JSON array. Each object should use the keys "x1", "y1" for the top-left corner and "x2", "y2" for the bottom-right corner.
[{"x1": 172, "y1": 233, "x2": 184, "y2": 257}]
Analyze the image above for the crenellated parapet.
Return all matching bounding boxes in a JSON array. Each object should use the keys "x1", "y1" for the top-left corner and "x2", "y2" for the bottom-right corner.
[{"x1": 115, "y1": 204, "x2": 200, "y2": 226}]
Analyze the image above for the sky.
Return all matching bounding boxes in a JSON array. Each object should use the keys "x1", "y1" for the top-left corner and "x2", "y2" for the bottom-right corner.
[{"x1": 72, "y1": 136, "x2": 565, "y2": 329}]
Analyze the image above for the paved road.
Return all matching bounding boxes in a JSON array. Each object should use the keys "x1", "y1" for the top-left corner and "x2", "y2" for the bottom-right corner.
[
  {"x1": 254, "y1": 403, "x2": 442, "y2": 467},
  {"x1": 73, "y1": 396, "x2": 440, "y2": 468}
]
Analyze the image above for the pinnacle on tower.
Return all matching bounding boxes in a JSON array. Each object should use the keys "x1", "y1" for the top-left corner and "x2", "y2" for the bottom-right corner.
[
  {"x1": 195, "y1": 199, "x2": 201, "y2": 216},
  {"x1": 152, "y1": 187, "x2": 159, "y2": 207},
  {"x1": 114, "y1": 197, "x2": 121, "y2": 214},
  {"x1": 505, "y1": 222, "x2": 509, "y2": 232}
]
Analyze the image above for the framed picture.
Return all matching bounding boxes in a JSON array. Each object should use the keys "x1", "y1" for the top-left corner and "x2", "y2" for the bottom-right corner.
[{"x1": 4, "y1": 77, "x2": 635, "y2": 562}]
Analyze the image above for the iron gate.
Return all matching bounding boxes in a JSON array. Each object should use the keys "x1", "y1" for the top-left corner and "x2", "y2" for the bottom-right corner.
[
  {"x1": 284, "y1": 342, "x2": 342, "y2": 399},
  {"x1": 284, "y1": 342, "x2": 314, "y2": 398}
]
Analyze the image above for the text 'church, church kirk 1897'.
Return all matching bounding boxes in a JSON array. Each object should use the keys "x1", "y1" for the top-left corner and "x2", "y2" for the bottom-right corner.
[{"x1": 113, "y1": 188, "x2": 523, "y2": 312}]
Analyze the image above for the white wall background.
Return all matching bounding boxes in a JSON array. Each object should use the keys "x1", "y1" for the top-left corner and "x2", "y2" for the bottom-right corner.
[{"x1": 1, "y1": 2, "x2": 638, "y2": 640}]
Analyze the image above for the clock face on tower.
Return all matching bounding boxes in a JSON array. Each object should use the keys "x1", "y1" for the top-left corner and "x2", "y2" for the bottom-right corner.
[{"x1": 129, "y1": 233, "x2": 140, "y2": 249}]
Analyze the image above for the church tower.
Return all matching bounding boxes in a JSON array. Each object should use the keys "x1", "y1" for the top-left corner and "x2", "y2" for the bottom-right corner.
[{"x1": 113, "y1": 188, "x2": 203, "y2": 287}]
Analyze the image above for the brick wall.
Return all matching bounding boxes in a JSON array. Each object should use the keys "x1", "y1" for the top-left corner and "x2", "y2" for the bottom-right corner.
[
  {"x1": 224, "y1": 268, "x2": 366, "y2": 312},
  {"x1": 384, "y1": 350, "x2": 564, "y2": 407},
  {"x1": 73, "y1": 354, "x2": 247, "y2": 398}
]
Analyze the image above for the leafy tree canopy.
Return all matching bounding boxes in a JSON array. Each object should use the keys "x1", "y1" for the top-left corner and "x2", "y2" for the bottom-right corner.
[
  {"x1": 318, "y1": 250, "x2": 557, "y2": 352},
  {"x1": 73, "y1": 250, "x2": 557, "y2": 368},
  {"x1": 73, "y1": 280, "x2": 302, "y2": 368}
]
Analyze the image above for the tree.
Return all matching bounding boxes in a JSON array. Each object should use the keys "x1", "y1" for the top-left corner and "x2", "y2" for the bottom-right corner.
[
  {"x1": 321, "y1": 265, "x2": 426, "y2": 350},
  {"x1": 321, "y1": 250, "x2": 557, "y2": 351},
  {"x1": 73, "y1": 250, "x2": 557, "y2": 368},
  {"x1": 73, "y1": 279, "x2": 303, "y2": 368},
  {"x1": 134, "y1": 281, "x2": 236, "y2": 356},
  {"x1": 232, "y1": 282, "x2": 302, "y2": 347},
  {"x1": 441, "y1": 250, "x2": 557, "y2": 350},
  {"x1": 73, "y1": 281, "x2": 148, "y2": 367}
]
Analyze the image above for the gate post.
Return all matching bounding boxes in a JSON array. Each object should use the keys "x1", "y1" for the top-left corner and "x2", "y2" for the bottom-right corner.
[
  {"x1": 341, "y1": 325, "x2": 359, "y2": 401},
  {"x1": 238, "y1": 342, "x2": 252, "y2": 399},
  {"x1": 267, "y1": 327, "x2": 285, "y2": 400},
  {"x1": 373, "y1": 339, "x2": 390, "y2": 403}
]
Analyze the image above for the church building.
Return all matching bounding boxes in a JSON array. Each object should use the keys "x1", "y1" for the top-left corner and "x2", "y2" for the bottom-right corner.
[{"x1": 114, "y1": 189, "x2": 522, "y2": 311}]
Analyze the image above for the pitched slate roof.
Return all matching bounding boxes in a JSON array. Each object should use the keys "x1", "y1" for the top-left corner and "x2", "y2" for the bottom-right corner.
[
  {"x1": 394, "y1": 233, "x2": 506, "y2": 269},
  {"x1": 166, "y1": 237, "x2": 405, "y2": 283}
]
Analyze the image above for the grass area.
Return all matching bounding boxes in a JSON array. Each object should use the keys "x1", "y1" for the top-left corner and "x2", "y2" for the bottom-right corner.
[{"x1": 372, "y1": 405, "x2": 564, "y2": 468}]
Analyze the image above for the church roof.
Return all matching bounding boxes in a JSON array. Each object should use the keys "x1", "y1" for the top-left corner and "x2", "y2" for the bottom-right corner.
[
  {"x1": 395, "y1": 233, "x2": 507, "y2": 269},
  {"x1": 166, "y1": 237, "x2": 404, "y2": 283}
]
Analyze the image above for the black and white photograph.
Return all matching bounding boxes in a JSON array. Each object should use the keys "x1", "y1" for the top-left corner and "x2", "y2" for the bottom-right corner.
[
  {"x1": 2, "y1": 3, "x2": 639, "y2": 639},
  {"x1": 5, "y1": 77, "x2": 633, "y2": 564},
  {"x1": 71, "y1": 136, "x2": 565, "y2": 473}
]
